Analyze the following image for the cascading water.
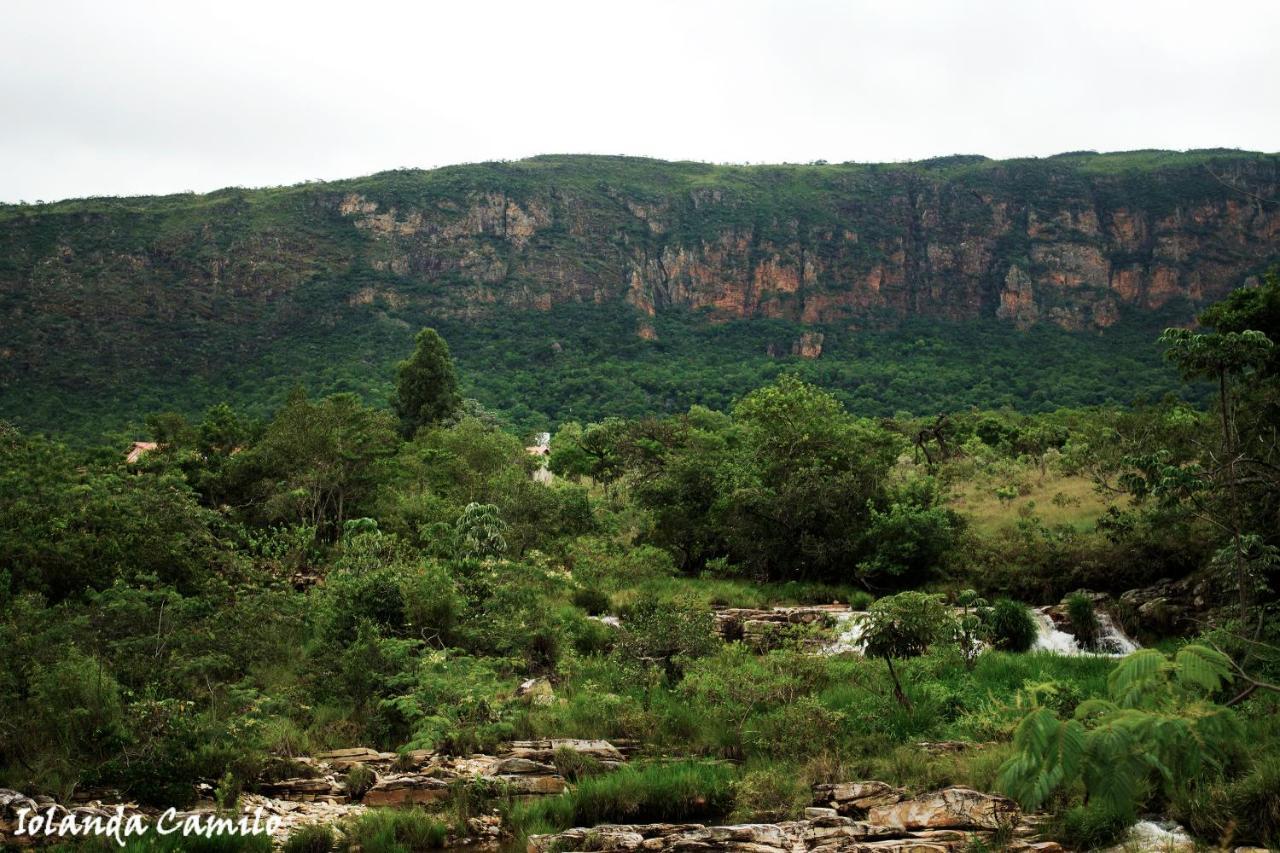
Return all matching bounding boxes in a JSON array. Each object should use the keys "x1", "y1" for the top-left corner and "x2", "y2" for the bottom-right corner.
[
  {"x1": 1032, "y1": 607, "x2": 1140, "y2": 656},
  {"x1": 823, "y1": 610, "x2": 868, "y2": 655}
]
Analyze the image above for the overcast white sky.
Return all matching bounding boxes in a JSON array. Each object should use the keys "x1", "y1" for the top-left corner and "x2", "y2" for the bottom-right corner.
[{"x1": 2, "y1": 0, "x2": 1277, "y2": 202}]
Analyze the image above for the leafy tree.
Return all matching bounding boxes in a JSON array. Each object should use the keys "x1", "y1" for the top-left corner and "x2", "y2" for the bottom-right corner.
[
  {"x1": 234, "y1": 392, "x2": 398, "y2": 539},
  {"x1": 855, "y1": 479, "x2": 963, "y2": 588},
  {"x1": 719, "y1": 376, "x2": 900, "y2": 581},
  {"x1": 392, "y1": 328, "x2": 462, "y2": 438},
  {"x1": 1129, "y1": 327, "x2": 1275, "y2": 625},
  {"x1": 0, "y1": 429, "x2": 230, "y2": 601},
  {"x1": 454, "y1": 503, "x2": 508, "y2": 559},
  {"x1": 998, "y1": 645, "x2": 1241, "y2": 819},
  {"x1": 860, "y1": 591, "x2": 957, "y2": 709}
]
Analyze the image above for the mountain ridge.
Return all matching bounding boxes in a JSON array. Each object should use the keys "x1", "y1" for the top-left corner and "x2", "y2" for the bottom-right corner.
[{"x1": 1, "y1": 150, "x2": 1277, "y2": 436}]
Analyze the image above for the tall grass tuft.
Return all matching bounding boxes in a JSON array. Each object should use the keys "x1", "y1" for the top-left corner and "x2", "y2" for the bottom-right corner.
[
  {"x1": 338, "y1": 809, "x2": 448, "y2": 853},
  {"x1": 508, "y1": 760, "x2": 736, "y2": 843}
]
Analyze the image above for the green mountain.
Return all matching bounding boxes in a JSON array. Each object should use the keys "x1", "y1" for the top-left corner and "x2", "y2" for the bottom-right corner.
[{"x1": 2, "y1": 150, "x2": 1277, "y2": 437}]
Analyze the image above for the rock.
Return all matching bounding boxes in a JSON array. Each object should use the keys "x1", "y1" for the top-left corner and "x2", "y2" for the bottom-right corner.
[
  {"x1": 503, "y1": 775, "x2": 569, "y2": 797},
  {"x1": 805, "y1": 807, "x2": 839, "y2": 820},
  {"x1": 516, "y1": 678, "x2": 555, "y2": 705},
  {"x1": 813, "y1": 781, "x2": 905, "y2": 814},
  {"x1": 313, "y1": 747, "x2": 396, "y2": 768},
  {"x1": 361, "y1": 774, "x2": 451, "y2": 806},
  {"x1": 257, "y1": 777, "x2": 346, "y2": 801},
  {"x1": 866, "y1": 787, "x2": 1019, "y2": 831},
  {"x1": 504, "y1": 739, "x2": 625, "y2": 763},
  {"x1": 490, "y1": 757, "x2": 556, "y2": 775}
]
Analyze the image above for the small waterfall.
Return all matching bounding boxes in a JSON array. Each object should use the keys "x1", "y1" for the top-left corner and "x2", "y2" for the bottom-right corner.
[
  {"x1": 1032, "y1": 607, "x2": 1140, "y2": 657},
  {"x1": 1031, "y1": 609, "x2": 1084, "y2": 654},
  {"x1": 823, "y1": 610, "x2": 868, "y2": 655}
]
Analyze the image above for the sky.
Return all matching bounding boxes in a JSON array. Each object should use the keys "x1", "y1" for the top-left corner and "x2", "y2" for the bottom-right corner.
[{"x1": 2, "y1": 0, "x2": 1277, "y2": 202}]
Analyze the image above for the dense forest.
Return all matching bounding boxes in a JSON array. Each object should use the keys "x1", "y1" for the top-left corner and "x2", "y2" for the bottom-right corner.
[{"x1": 1, "y1": 272, "x2": 1278, "y2": 852}]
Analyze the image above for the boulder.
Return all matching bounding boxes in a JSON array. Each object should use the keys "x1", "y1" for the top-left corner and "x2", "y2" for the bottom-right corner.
[
  {"x1": 258, "y1": 777, "x2": 346, "y2": 801},
  {"x1": 813, "y1": 781, "x2": 905, "y2": 814},
  {"x1": 516, "y1": 677, "x2": 555, "y2": 705},
  {"x1": 313, "y1": 747, "x2": 395, "y2": 768},
  {"x1": 504, "y1": 738, "x2": 625, "y2": 763},
  {"x1": 490, "y1": 757, "x2": 556, "y2": 775},
  {"x1": 502, "y1": 775, "x2": 569, "y2": 797},
  {"x1": 361, "y1": 774, "x2": 451, "y2": 806},
  {"x1": 866, "y1": 787, "x2": 1019, "y2": 831}
]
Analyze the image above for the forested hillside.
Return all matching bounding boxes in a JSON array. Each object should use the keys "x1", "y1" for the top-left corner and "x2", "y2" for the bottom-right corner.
[
  {"x1": 2, "y1": 276, "x2": 1279, "y2": 851},
  {"x1": 2, "y1": 150, "x2": 1277, "y2": 437}
]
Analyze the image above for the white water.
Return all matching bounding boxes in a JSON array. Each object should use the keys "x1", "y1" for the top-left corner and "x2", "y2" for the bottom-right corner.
[
  {"x1": 1032, "y1": 607, "x2": 1140, "y2": 657},
  {"x1": 823, "y1": 610, "x2": 868, "y2": 655},
  {"x1": 1110, "y1": 820, "x2": 1194, "y2": 852}
]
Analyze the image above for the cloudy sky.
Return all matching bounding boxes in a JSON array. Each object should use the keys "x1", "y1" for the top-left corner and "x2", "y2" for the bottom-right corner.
[{"x1": 2, "y1": 0, "x2": 1277, "y2": 202}]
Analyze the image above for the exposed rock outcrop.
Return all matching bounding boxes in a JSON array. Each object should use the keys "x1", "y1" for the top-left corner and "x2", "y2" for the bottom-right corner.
[{"x1": 529, "y1": 785, "x2": 1042, "y2": 853}]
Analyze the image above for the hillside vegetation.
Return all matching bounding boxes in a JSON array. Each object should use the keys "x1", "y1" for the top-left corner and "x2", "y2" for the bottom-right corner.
[
  {"x1": 2, "y1": 275, "x2": 1279, "y2": 850},
  {"x1": 2, "y1": 150, "x2": 1278, "y2": 438}
]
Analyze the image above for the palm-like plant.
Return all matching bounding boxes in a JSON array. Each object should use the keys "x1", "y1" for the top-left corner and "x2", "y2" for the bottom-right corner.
[{"x1": 998, "y1": 645, "x2": 1241, "y2": 817}]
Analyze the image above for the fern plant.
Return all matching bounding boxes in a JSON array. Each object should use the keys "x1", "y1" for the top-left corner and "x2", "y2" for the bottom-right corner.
[{"x1": 998, "y1": 644, "x2": 1241, "y2": 818}]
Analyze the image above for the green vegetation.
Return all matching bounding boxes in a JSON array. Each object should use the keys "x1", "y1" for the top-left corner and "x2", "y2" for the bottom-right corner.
[
  {"x1": 507, "y1": 761, "x2": 736, "y2": 840},
  {"x1": 3, "y1": 271, "x2": 1280, "y2": 849},
  {"x1": 4, "y1": 149, "x2": 1275, "y2": 440}
]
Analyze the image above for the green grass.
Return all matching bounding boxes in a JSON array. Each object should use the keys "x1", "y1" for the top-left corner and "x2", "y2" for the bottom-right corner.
[
  {"x1": 337, "y1": 809, "x2": 449, "y2": 853},
  {"x1": 950, "y1": 472, "x2": 1121, "y2": 534},
  {"x1": 507, "y1": 760, "x2": 737, "y2": 841}
]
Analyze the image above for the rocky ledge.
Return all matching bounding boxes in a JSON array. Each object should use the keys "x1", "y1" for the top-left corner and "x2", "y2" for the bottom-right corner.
[
  {"x1": 529, "y1": 786, "x2": 1056, "y2": 853},
  {"x1": 713, "y1": 605, "x2": 855, "y2": 650},
  {"x1": 263, "y1": 738, "x2": 628, "y2": 807}
]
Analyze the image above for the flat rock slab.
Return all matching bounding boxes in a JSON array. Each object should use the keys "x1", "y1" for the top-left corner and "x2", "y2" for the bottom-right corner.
[{"x1": 865, "y1": 788, "x2": 1019, "y2": 832}]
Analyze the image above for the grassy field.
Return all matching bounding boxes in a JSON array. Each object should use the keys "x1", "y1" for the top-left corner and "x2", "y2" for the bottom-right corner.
[{"x1": 948, "y1": 471, "x2": 1120, "y2": 535}]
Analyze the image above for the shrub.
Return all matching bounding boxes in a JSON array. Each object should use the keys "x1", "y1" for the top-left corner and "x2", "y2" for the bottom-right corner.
[
  {"x1": 345, "y1": 764, "x2": 376, "y2": 800},
  {"x1": 282, "y1": 824, "x2": 336, "y2": 853},
  {"x1": 746, "y1": 696, "x2": 843, "y2": 759},
  {"x1": 615, "y1": 591, "x2": 717, "y2": 680},
  {"x1": 984, "y1": 599, "x2": 1038, "y2": 652},
  {"x1": 553, "y1": 745, "x2": 606, "y2": 782},
  {"x1": 731, "y1": 765, "x2": 809, "y2": 822},
  {"x1": 1054, "y1": 801, "x2": 1132, "y2": 850},
  {"x1": 572, "y1": 586, "x2": 612, "y2": 616},
  {"x1": 509, "y1": 761, "x2": 736, "y2": 838},
  {"x1": 1175, "y1": 760, "x2": 1280, "y2": 848},
  {"x1": 847, "y1": 590, "x2": 875, "y2": 610},
  {"x1": 339, "y1": 809, "x2": 448, "y2": 852},
  {"x1": 1064, "y1": 593, "x2": 1099, "y2": 651}
]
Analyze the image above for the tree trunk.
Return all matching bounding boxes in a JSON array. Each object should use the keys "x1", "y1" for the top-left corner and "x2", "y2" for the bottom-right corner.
[{"x1": 884, "y1": 656, "x2": 913, "y2": 711}]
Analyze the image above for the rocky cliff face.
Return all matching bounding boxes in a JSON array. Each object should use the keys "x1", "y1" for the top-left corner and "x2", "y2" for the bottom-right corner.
[
  {"x1": 313, "y1": 154, "x2": 1280, "y2": 334},
  {"x1": 0, "y1": 152, "x2": 1277, "y2": 424}
]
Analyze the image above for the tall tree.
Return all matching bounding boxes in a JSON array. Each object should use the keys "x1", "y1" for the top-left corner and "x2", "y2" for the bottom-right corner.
[{"x1": 392, "y1": 328, "x2": 462, "y2": 439}]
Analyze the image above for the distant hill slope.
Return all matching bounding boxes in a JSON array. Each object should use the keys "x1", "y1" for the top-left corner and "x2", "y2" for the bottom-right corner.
[{"x1": 1, "y1": 151, "x2": 1277, "y2": 437}]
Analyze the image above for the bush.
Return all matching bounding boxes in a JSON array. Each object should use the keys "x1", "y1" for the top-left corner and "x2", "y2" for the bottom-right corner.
[
  {"x1": 1054, "y1": 801, "x2": 1132, "y2": 850},
  {"x1": 1065, "y1": 593, "x2": 1100, "y2": 651},
  {"x1": 345, "y1": 764, "x2": 376, "y2": 800},
  {"x1": 509, "y1": 760, "x2": 736, "y2": 837},
  {"x1": 282, "y1": 824, "x2": 336, "y2": 853},
  {"x1": 572, "y1": 586, "x2": 612, "y2": 616},
  {"x1": 1175, "y1": 760, "x2": 1280, "y2": 847},
  {"x1": 553, "y1": 745, "x2": 605, "y2": 782},
  {"x1": 339, "y1": 809, "x2": 448, "y2": 853},
  {"x1": 615, "y1": 591, "x2": 717, "y2": 680},
  {"x1": 731, "y1": 765, "x2": 809, "y2": 822},
  {"x1": 984, "y1": 599, "x2": 1038, "y2": 652}
]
